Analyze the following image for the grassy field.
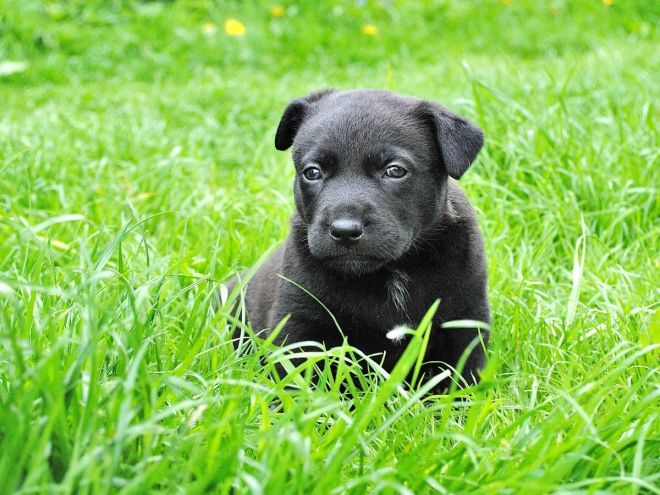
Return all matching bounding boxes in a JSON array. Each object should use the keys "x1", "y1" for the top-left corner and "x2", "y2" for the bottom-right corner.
[{"x1": 1, "y1": 0, "x2": 659, "y2": 493}]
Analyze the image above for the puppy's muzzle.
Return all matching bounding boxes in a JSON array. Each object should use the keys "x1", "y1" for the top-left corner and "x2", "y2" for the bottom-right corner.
[{"x1": 329, "y1": 218, "x2": 364, "y2": 247}]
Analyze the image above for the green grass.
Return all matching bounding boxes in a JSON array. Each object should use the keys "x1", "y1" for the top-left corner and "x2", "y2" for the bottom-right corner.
[{"x1": 1, "y1": 0, "x2": 659, "y2": 493}]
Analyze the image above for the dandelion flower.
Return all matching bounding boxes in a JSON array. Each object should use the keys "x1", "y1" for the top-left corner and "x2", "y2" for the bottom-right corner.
[
  {"x1": 224, "y1": 18, "x2": 246, "y2": 37},
  {"x1": 602, "y1": 0, "x2": 614, "y2": 5},
  {"x1": 270, "y1": 6, "x2": 285, "y2": 17},
  {"x1": 361, "y1": 24, "x2": 378, "y2": 36}
]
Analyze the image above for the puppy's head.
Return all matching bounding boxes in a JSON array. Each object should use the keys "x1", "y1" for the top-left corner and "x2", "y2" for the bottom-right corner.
[{"x1": 275, "y1": 89, "x2": 484, "y2": 276}]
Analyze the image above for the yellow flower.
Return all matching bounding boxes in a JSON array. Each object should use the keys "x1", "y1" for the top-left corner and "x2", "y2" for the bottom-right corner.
[
  {"x1": 270, "y1": 5, "x2": 285, "y2": 17},
  {"x1": 602, "y1": 0, "x2": 614, "y2": 5},
  {"x1": 361, "y1": 24, "x2": 378, "y2": 36},
  {"x1": 201, "y1": 22, "x2": 217, "y2": 36},
  {"x1": 500, "y1": 0, "x2": 512, "y2": 5},
  {"x1": 224, "y1": 18, "x2": 246, "y2": 37}
]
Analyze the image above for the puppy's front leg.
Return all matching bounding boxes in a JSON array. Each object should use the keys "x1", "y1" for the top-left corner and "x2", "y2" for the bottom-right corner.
[
  {"x1": 427, "y1": 326, "x2": 490, "y2": 391},
  {"x1": 265, "y1": 316, "x2": 343, "y2": 384}
]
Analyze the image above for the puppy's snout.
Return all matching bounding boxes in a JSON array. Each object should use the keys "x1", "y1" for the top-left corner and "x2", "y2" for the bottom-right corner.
[{"x1": 329, "y1": 218, "x2": 364, "y2": 247}]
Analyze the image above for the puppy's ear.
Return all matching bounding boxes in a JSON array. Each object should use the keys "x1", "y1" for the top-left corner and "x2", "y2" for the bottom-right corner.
[
  {"x1": 420, "y1": 102, "x2": 484, "y2": 179},
  {"x1": 275, "y1": 99, "x2": 307, "y2": 151},
  {"x1": 275, "y1": 89, "x2": 336, "y2": 151}
]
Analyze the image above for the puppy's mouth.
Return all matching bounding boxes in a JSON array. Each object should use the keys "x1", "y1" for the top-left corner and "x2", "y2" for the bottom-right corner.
[
  {"x1": 306, "y1": 221, "x2": 415, "y2": 276},
  {"x1": 322, "y1": 254, "x2": 386, "y2": 276}
]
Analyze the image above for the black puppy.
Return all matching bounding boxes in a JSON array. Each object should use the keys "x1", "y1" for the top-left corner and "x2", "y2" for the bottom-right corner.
[{"x1": 229, "y1": 89, "x2": 490, "y2": 389}]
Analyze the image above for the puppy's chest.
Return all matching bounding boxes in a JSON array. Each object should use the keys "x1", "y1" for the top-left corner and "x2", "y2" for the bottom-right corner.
[
  {"x1": 308, "y1": 265, "x2": 451, "y2": 338},
  {"x1": 329, "y1": 283, "x2": 430, "y2": 337},
  {"x1": 325, "y1": 299, "x2": 423, "y2": 368}
]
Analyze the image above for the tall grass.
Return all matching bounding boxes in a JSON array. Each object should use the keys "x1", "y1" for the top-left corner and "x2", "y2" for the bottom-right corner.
[{"x1": 0, "y1": 1, "x2": 658, "y2": 493}]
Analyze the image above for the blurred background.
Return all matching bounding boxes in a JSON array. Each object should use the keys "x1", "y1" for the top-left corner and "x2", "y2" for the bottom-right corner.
[{"x1": 1, "y1": 0, "x2": 656, "y2": 84}]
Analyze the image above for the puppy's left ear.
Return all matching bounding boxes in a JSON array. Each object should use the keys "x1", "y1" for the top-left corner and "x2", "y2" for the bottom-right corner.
[
  {"x1": 420, "y1": 102, "x2": 484, "y2": 180},
  {"x1": 275, "y1": 89, "x2": 336, "y2": 151}
]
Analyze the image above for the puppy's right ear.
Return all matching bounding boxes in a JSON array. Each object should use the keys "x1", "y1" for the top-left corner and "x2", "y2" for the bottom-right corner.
[
  {"x1": 275, "y1": 99, "x2": 308, "y2": 151},
  {"x1": 274, "y1": 89, "x2": 336, "y2": 151}
]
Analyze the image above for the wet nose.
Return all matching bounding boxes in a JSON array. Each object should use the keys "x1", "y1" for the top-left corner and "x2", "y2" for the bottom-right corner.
[{"x1": 329, "y1": 219, "x2": 364, "y2": 247}]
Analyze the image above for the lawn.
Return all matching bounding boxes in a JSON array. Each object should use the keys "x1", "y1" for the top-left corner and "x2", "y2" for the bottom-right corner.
[{"x1": 0, "y1": 0, "x2": 658, "y2": 493}]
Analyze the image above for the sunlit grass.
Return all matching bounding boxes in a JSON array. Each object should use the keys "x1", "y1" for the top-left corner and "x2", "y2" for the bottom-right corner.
[{"x1": 0, "y1": 1, "x2": 658, "y2": 493}]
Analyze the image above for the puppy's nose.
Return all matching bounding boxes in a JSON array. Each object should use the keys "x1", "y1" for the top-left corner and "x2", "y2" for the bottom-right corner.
[{"x1": 329, "y1": 219, "x2": 364, "y2": 247}]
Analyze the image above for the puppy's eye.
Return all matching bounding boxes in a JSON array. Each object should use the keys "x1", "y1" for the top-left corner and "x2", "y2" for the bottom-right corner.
[
  {"x1": 303, "y1": 166, "x2": 323, "y2": 181},
  {"x1": 385, "y1": 165, "x2": 407, "y2": 179}
]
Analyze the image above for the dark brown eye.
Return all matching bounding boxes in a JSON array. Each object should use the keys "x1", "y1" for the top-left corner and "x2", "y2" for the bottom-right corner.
[
  {"x1": 303, "y1": 166, "x2": 323, "y2": 181},
  {"x1": 385, "y1": 165, "x2": 407, "y2": 179}
]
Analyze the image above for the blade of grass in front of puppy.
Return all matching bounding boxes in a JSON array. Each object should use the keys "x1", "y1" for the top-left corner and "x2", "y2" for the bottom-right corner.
[
  {"x1": 447, "y1": 329, "x2": 489, "y2": 394},
  {"x1": 314, "y1": 300, "x2": 439, "y2": 494},
  {"x1": 223, "y1": 244, "x2": 277, "y2": 309},
  {"x1": 262, "y1": 315, "x2": 320, "y2": 390},
  {"x1": 409, "y1": 300, "x2": 440, "y2": 388},
  {"x1": 438, "y1": 319, "x2": 490, "y2": 391},
  {"x1": 441, "y1": 319, "x2": 491, "y2": 332},
  {"x1": 261, "y1": 313, "x2": 290, "y2": 349},
  {"x1": 277, "y1": 274, "x2": 344, "y2": 337},
  {"x1": 363, "y1": 368, "x2": 453, "y2": 446},
  {"x1": 223, "y1": 245, "x2": 278, "y2": 349}
]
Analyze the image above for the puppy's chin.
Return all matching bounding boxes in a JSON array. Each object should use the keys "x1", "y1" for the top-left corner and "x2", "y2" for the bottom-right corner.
[
  {"x1": 305, "y1": 226, "x2": 414, "y2": 276},
  {"x1": 322, "y1": 255, "x2": 386, "y2": 276}
]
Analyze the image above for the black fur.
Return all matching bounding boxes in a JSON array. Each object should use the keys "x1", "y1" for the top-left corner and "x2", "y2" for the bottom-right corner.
[{"x1": 230, "y1": 89, "x2": 490, "y2": 390}]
